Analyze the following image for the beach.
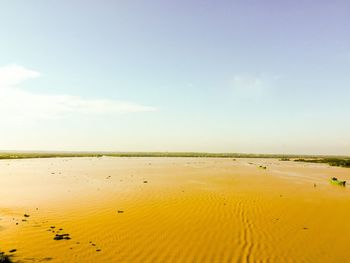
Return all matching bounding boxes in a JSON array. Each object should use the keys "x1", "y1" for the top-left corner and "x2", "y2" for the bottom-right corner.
[{"x1": 1, "y1": 157, "x2": 350, "y2": 262}]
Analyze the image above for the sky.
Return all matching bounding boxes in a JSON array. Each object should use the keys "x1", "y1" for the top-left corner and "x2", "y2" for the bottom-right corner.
[{"x1": 1, "y1": 0, "x2": 350, "y2": 155}]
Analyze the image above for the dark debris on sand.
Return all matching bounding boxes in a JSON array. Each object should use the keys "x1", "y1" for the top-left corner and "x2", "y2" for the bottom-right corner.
[
  {"x1": 0, "y1": 252, "x2": 12, "y2": 263},
  {"x1": 54, "y1": 233, "x2": 71, "y2": 240}
]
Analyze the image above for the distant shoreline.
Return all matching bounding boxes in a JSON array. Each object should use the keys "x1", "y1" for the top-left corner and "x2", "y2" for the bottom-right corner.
[{"x1": 0, "y1": 151, "x2": 349, "y2": 160}]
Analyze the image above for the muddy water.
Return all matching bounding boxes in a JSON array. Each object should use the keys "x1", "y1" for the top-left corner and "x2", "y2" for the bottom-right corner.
[{"x1": 0, "y1": 157, "x2": 349, "y2": 262}]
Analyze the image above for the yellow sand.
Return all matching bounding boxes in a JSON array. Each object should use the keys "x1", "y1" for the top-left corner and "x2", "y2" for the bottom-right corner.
[{"x1": 1, "y1": 157, "x2": 350, "y2": 262}]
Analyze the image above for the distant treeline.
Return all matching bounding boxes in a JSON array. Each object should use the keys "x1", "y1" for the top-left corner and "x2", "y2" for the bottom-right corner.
[
  {"x1": 0, "y1": 151, "x2": 349, "y2": 161},
  {"x1": 0, "y1": 153, "x2": 103, "y2": 160},
  {"x1": 294, "y1": 158, "x2": 350, "y2": 168}
]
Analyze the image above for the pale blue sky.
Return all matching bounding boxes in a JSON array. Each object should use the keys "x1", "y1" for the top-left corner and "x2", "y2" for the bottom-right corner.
[{"x1": 1, "y1": 1, "x2": 349, "y2": 155}]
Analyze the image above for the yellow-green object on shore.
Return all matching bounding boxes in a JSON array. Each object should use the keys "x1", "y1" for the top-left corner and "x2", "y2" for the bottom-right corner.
[{"x1": 330, "y1": 177, "x2": 346, "y2": 186}]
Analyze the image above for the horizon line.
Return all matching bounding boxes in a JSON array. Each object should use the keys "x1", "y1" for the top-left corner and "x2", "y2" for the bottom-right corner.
[{"x1": 0, "y1": 150, "x2": 349, "y2": 159}]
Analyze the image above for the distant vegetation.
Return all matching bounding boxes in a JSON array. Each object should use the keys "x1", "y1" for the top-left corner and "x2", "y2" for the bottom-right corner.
[
  {"x1": 0, "y1": 152, "x2": 305, "y2": 160},
  {"x1": 294, "y1": 158, "x2": 350, "y2": 168},
  {"x1": 279, "y1": 158, "x2": 290, "y2": 161},
  {"x1": 0, "y1": 152, "x2": 103, "y2": 160},
  {"x1": 0, "y1": 152, "x2": 349, "y2": 163}
]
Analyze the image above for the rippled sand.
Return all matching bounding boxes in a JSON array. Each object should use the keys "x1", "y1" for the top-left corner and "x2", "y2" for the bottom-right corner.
[{"x1": 1, "y1": 157, "x2": 350, "y2": 262}]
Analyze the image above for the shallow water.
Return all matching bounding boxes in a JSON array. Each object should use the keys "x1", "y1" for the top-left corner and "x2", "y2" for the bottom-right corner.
[{"x1": 0, "y1": 157, "x2": 349, "y2": 262}]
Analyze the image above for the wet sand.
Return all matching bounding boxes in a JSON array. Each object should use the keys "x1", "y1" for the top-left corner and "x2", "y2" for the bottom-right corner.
[{"x1": 1, "y1": 157, "x2": 350, "y2": 262}]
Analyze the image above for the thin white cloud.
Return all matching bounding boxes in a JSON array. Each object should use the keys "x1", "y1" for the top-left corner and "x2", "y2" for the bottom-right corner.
[
  {"x1": 0, "y1": 64, "x2": 40, "y2": 87},
  {"x1": 230, "y1": 75, "x2": 265, "y2": 98},
  {"x1": 0, "y1": 64, "x2": 156, "y2": 120}
]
